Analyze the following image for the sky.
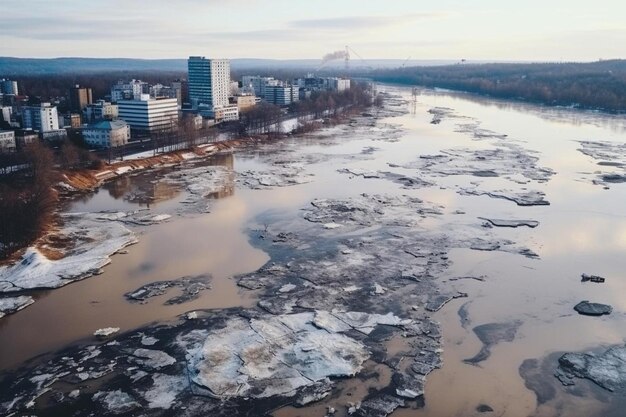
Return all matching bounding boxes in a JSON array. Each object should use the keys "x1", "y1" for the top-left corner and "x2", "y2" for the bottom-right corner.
[{"x1": 1, "y1": 0, "x2": 625, "y2": 61}]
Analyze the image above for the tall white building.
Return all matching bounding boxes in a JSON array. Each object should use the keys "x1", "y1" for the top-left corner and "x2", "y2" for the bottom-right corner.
[
  {"x1": 188, "y1": 57, "x2": 230, "y2": 110},
  {"x1": 22, "y1": 103, "x2": 59, "y2": 132},
  {"x1": 117, "y1": 97, "x2": 178, "y2": 133}
]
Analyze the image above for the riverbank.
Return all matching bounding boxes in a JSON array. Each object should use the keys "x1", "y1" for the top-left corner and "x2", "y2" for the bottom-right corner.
[
  {"x1": 0, "y1": 107, "x2": 367, "y2": 303},
  {"x1": 372, "y1": 59, "x2": 626, "y2": 113}
]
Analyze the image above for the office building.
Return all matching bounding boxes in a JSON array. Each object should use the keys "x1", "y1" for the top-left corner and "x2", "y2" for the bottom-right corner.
[
  {"x1": 117, "y1": 96, "x2": 178, "y2": 133},
  {"x1": 264, "y1": 84, "x2": 299, "y2": 106},
  {"x1": 294, "y1": 76, "x2": 351, "y2": 92},
  {"x1": 233, "y1": 94, "x2": 257, "y2": 112},
  {"x1": 212, "y1": 104, "x2": 239, "y2": 123},
  {"x1": 172, "y1": 80, "x2": 188, "y2": 106},
  {"x1": 187, "y1": 57, "x2": 230, "y2": 110},
  {"x1": 241, "y1": 76, "x2": 276, "y2": 98},
  {"x1": 22, "y1": 103, "x2": 59, "y2": 132},
  {"x1": 41, "y1": 129, "x2": 68, "y2": 142},
  {"x1": 82, "y1": 120, "x2": 130, "y2": 148},
  {"x1": 111, "y1": 79, "x2": 146, "y2": 102},
  {"x1": 84, "y1": 100, "x2": 118, "y2": 123},
  {"x1": 69, "y1": 84, "x2": 93, "y2": 112},
  {"x1": 0, "y1": 130, "x2": 16, "y2": 152},
  {"x1": 66, "y1": 113, "x2": 82, "y2": 129},
  {"x1": 0, "y1": 106, "x2": 12, "y2": 124},
  {"x1": 15, "y1": 130, "x2": 38, "y2": 148},
  {"x1": 0, "y1": 79, "x2": 18, "y2": 95}
]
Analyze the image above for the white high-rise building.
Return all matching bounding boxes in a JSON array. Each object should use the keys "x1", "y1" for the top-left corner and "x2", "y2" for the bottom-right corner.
[
  {"x1": 22, "y1": 103, "x2": 59, "y2": 132},
  {"x1": 117, "y1": 97, "x2": 178, "y2": 133},
  {"x1": 187, "y1": 57, "x2": 230, "y2": 110}
]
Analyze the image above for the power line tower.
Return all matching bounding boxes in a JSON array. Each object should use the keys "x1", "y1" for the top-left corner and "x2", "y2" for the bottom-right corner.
[{"x1": 344, "y1": 45, "x2": 350, "y2": 74}]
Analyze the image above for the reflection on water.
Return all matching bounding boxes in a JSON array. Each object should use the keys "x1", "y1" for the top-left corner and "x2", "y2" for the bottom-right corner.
[
  {"x1": 99, "y1": 153, "x2": 236, "y2": 207},
  {"x1": 2, "y1": 86, "x2": 626, "y2": 417}
]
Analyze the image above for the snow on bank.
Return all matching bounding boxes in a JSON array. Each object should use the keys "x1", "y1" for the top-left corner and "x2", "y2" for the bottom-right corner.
[
  {"x1": 0, "y1": 213, "x2": 137, "y2": 293},
  {"x1": 0, "y1": 295, "x2": 35, "y2": 318}
]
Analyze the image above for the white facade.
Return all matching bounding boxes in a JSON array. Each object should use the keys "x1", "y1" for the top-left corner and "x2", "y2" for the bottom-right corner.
[
  {"x1": 326, "y1": 77, "x2": 350, "y2": 92},
  {"x1": 188, "y1": 57, "x2": 230, "y2": 110},
  {"x1": 22, "y1": 103, "x2": 59, "y2": 132},
  {"x1": 0, "y1": 130, "x2": 16, "y2": 152},
  {"x1": 83, "y1": 120, "x2": 130, "y2": 148},
  {"x1": 213, "y1": 104, "x2": 239, "y2": 123},
  {"x1": 111, "y1": 79, "x2": 146, "y2": 102},
  {"x1": 0, "y1": 106, "x2": 12, "y2": 123},
  {"x1": 117, "y1": 97, "x2": 178, "y2": 133}
]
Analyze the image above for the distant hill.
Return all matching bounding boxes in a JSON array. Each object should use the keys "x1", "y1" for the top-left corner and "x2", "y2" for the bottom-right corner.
[{"x1": 0, "y1": 57, "x2": 464, "y2": 76}]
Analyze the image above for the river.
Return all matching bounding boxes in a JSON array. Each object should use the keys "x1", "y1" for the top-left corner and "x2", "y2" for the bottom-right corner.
[{"x1": 1, "y1": 85, "x2": 626, "y2": 416}]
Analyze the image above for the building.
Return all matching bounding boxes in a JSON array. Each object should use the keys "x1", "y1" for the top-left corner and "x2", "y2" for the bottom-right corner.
[
  {"x1": 212, "y1": 104, "x2": 239, "y2": 123},
  {"x1": 41, "y1": 129, "x2": 68, "y2": 143},
  {"x1": 22, "y1": 103, "x2": 59, "y2": 132},
  {"x1": 326, "y1": 77, "x2": 350, "y2": 92},
  {"x1": 84, "y1": 100, "x2": 118, "y2": 123},
  {"x1": 117, "y1": 96, "x2": 178, "y2": 133},
  {"x1": 241, "y1": 76, "x2": 276, "y2": 98},
  {"x1": 0, "y1": 106, "x2": 12, "y2": 124},
  {"x1": 172, "y1": 80, "x2": 188, "y2": 107},
  {"x1": 111, "y1": 79, "x2": 146, "y2": 102},
  {"x1": 232, "y1": 94, "x2": 257, "y2": 112},
  {"x1": 294, "y1": 76, "x2": 351, "y2": 92},
  {"x1": 69, "y1": 84, "x2": 93, "y2": 113},
  {"x1": 0, "y1": 79, "x2": 18, "y2": 95},
  {"x1": 14, "y1": 130, "x2": 38, "y2": 149},
  {"x1": 65, "y1": 113, "x2": 82, "y2": 128},
  {"x1": 82, "y1": 120, "x2": 130, "y2": 148},
  {"x1": 0, "y1": 130, "x2": 16, "y2": 152},
  {"x1": 187, "y1": 57, "x2": 230, "y2": 110},
  {"x1": 264, "y1": 84, "x2": 299, "y2": 106}
]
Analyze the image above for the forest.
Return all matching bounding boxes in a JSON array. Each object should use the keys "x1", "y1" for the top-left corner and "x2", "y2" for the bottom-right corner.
[{"x1": 372, "y1": 60, "x2": 626, "y2": 112}]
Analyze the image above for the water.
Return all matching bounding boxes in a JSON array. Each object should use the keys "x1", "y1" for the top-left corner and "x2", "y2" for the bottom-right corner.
[{"x1": 2, "y1": 85, "x2": 626, "y2": 416}]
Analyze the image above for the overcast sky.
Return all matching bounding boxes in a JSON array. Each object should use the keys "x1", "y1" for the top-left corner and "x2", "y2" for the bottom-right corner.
[{"x1": 1, "y1": 0, "x2": 625, "y2": 61}]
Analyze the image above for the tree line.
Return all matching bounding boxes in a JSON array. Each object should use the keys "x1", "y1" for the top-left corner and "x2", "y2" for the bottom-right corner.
[
  {"x1": 0, "y1": 143, "x2": 58, "y2": 259},
  {"x1": 372, "y1": 60, "x2": 626, "y2": 112},
  {"x1": 0, "y1": 138, "x2": 105, "y2": 259},
  {"x1": 237, "y1": 83, "x2": 376, "y2": 135}
]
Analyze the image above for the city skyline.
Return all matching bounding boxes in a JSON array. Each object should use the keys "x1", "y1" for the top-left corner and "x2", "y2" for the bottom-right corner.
[{"x1": 1, "y1": 0, "x2": 625, "y2": 61}]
